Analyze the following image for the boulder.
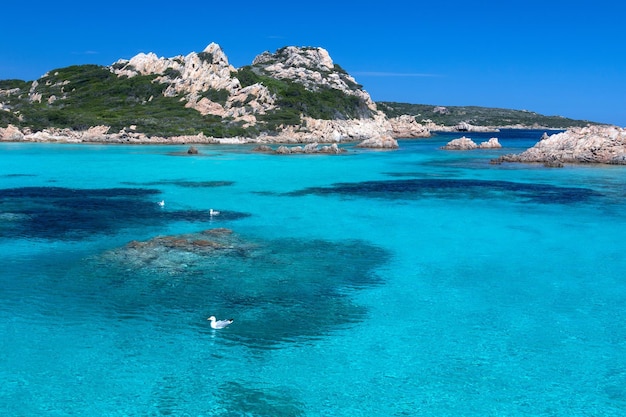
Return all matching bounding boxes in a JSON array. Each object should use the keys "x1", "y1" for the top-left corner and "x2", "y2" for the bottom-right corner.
[
  {"x1": 441, "y1": 136, "x2": 478, "y2": 150},
  {"x1": 478, "y1": 137, "x2": 502, "y2": 148},
  {"x1": 0, "y1": 124, "x2": 25, "y2": 141},
  {"x1": 356, "y1": 135, "x2": 399, "y2": 149}
]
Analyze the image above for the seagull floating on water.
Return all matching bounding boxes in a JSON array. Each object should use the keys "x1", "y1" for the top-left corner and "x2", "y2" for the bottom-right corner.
[
  {"x1": 209, "y1": 208, "x2": 220, "y2": 216},
  {"x1": 207, "y1": 316, "x2": 234, "y2": 329},
  {"x1": 157, "y1": 200, "x2": 165, "y2": 207}
]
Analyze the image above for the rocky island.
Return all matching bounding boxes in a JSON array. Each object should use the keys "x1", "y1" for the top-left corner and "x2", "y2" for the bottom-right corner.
[
  {"x1": 493, "y1": 125, "x2": 626, "y2": 166},
  {"x1": 2, "y1": 42, "x2": 623, "y2": 163},
  {"x1": 0, "y1": 43, "x2": 434, "y2": 148}
]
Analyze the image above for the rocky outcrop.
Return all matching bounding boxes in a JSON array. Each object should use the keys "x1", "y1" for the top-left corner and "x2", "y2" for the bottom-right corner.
[
  {"x1": 0, "y1": 124, "x2": 24, "y2": 141},
  {"x1": 113, "y1": 43, "x2": 240, "y2": 95},
  {"x1": 111, "y1": 43, "x2": 276, "y2": 124},
  {"x1": 493, "y1": 125, "x2": 626, "y2": 165},
  {"x1": 441, "y1": 136, "x2": 478, "y2": 150},
  {"x1": 478, "y1": 137, "x2": 502, "y2": 148},
  {"x1": 109, "y1": 43, "x2": 393, "y2": 147},
  {"x1": 355, "y1": 136, "x2": 399, "y2": 149},
  {"x1": 442, "y1": 136, "x2": 501, "y2": 150},
  {"x1": 388, "y1": 115, "x2": 430, "y2": 138},
  {"x1": 252, "y1": 46, "x2": 375, "y2": 115},
  {"x1": 255, "y1": 113, "x2": 395, "y2": 144}
]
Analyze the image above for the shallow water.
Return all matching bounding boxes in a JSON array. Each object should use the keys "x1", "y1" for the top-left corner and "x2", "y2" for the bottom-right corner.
[{"x1": 2, "y1": 130, "x2": 626, "y2": 415}]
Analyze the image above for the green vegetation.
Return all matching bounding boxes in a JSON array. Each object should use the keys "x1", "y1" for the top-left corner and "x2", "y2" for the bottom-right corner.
[
  {"x1": 377, "y1": 102, "x2": 598, "y2": 128},
  {"x1": 163, "y1": 67, "x2": 182, "y2": 79},
  {"x1": 0, "y1": 65, "x2": 252, "y2": 137},
  {"x1": 197, "y1": 52, "x2": 214, "y2": 63},
  {"x1": 0, "y1": 79, "x2": 30, "y2": 90},
  {"x1": 200, "y1": 88, "x2": 229, "y2": 106}
]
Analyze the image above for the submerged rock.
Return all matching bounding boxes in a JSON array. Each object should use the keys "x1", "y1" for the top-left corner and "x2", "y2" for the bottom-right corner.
[
  {"x1": 97, "y1": 228, "x2": 388, "y2": 349},
  {"x1": 257, "y1": 142, "x2": 347, "y2": 154}
]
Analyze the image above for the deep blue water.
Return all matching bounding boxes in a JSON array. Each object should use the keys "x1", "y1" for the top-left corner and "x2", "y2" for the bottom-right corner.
[{"x1": 1, "y1": 130, "x2": 626, "y2": 416}]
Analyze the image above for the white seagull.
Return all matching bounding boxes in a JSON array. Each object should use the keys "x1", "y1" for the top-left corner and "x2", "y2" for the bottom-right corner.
[
  {"x1": 207, "y1": 316, "x2": 234, "y2": 329},
  {"x1": 157, "y1": 200, "x2": 165, "y2": 207},
  {"x1": 209, "y1": 208, "x2": 220, "y2": 216}
]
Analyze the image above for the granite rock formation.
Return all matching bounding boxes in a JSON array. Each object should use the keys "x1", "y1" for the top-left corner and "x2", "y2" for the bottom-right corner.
[
  {"x1": 388, "y1": 115, "x2": 431, "y2": 138},
  {"x1": 479, "y1": 137, "x2": 502, "y2": 149},
  {"x1": 493, "y1": 125, "x2": 626, "y2": 165},
  {"x1": 442, "y1": 136, "x2": 501, "y2": 150},
  {"x1": 441, "y1": 136, "x2": 477, "y2": 150}
]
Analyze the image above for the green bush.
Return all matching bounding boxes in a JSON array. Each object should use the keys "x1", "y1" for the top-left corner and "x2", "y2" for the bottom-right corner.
[
  {"x1": 200, "y1": 88, "x2": 229, "y2": 105},
  {"x1": 197, "y1": 52, "x2": 214, "y2": 63}
]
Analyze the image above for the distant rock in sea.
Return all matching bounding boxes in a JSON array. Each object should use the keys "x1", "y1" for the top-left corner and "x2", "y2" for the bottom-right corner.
[
  {"x1": 441, "y1": 136, "x2": 478, "y2": 150},
  {"x1": 493, "y1": 125, "x2": 626, "y2": 166},
  {"x1": 441, "y1": 136, "x2": 501, "y2": 150},
  {"x1": 478, "y1": 137, "x2": 502, "y2": 149}
]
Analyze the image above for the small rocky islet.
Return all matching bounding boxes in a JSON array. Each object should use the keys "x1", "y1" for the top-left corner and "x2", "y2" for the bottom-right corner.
[{"x1": 492, "y1": 125, "x2": 626, "y2": 166}]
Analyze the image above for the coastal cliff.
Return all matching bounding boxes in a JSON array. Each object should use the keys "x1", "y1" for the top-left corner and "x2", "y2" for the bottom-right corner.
[{"x1": 493, "y1": 125, "x2": 626, "y2": 166}]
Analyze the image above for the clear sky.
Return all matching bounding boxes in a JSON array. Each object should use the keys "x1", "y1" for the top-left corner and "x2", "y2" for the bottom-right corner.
[{"x1": 2, "y1": 0, "x2": 625, "y2": 126}]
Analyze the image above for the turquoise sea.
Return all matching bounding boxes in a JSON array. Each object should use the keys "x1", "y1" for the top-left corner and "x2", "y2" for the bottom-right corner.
[{"x1": 1, "y1": 130, "x2": 626, "y2": 416}]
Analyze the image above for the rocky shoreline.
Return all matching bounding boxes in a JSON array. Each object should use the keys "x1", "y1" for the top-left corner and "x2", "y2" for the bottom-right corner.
[
  {"x1": 0, "y1": 111, "x2": 432, "y2": 148},
  {"x1": 0, "y1": 123, "x2": 404, "y2": 148},
  {"x1": 4, "y1": 123, "x2": 626, "y2": 166}
]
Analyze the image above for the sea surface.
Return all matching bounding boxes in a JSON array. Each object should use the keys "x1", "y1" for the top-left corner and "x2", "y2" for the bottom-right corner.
[{"x1": 1, "y1": 130, "x2": 625, "y2": 416}]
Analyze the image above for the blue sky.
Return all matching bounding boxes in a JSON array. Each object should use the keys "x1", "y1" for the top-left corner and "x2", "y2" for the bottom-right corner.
[{"x1": 2, "y1": 0, "x2": 625, "y2": 126}]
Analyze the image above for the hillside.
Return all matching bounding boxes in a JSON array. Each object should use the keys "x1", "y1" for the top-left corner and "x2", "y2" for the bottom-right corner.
[
  {"x1": 377, "y1": 102, "x2": 599, "y2": 129},
  {"x1": 0, "y1": 44, "x2": 385, "y2": 141},
  {"x1": 0, "y1": 43, "x2": 600, "y2": 144}
]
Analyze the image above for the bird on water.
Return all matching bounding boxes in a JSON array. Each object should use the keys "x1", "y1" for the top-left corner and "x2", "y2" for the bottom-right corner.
[{"x1": 207, "y1": 316, "x2": 234, "y2": 329}]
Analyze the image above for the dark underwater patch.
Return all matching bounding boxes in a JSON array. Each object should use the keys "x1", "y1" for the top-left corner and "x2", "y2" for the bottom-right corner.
[
  {"x1": 288, "y1": 178, "x2": 601, "y2": 204},
  {"x1": 0, "y1": 186, "x2": 249, "y2": 240},
  {"x1": 122, "y1": 179, "x2": 235, "y2": 188},
  {"x1": 1, "y1": 173, "x2": 37, "y2": 178},
  {"x1": 98, "y1": 230, "x2": 387, "y2": 350}
]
